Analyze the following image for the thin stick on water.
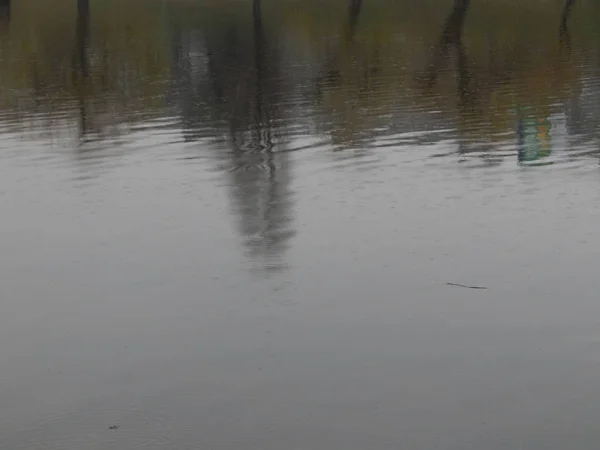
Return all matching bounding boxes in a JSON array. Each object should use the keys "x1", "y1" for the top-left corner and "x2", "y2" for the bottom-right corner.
[{"x1": 446, "y1": 282, "x2": 488, "y2": 290}]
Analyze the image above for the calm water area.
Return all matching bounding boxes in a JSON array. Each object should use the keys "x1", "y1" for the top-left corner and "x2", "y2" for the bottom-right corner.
[{"x1": 2, "y1": 0, "x2": 600, "y2": 448}]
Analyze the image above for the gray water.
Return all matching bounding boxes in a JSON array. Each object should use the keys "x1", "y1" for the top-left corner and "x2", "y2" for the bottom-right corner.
[{"x1": 3, "y1": 0, "x2": 600, "y2": 448}]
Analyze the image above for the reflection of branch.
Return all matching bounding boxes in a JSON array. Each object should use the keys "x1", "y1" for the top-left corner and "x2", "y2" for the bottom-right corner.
[
  {"x1": 0, "y1": 0, "x2": 10, "y2": 23},
  {"x1": 347, "y1": 0, "x2": 362, "y2": 41},
  {"x1": 252, "y1": 0, "x2": 273, "y2": 152},
  {"x1": 315, "y1": 0, "x2": 363, "y2": 90},
  {"x1": 76, "y1": 0, "x2": 90, "y2": 78},
  {"x1": 559, "y1": 0, "x2": 575, "y2": 48},
  {"x1": 419, "y1": 0, "x2": 474, "y2": 110},
  {"x1": 75, "y1": 0, "x2": 90, "y2": 140},
  {"x1": 561, "y1": 0, "x2": 576, "y2": 29},
  {"x1": 421, "y1": 0, "x2": 470, "y2": 88},
  {"x1": 253, "y1": 0, "x2": 261, "y2": 19},
  {"x1": 442, "y1": 0, "x2": 470, "y2": 36},
  {"x1": 559, "y1": 24, "x2": 571, "y2": 51},
  {"x1": 455, "y1": 39, "x2": 473, "y2": 108}
]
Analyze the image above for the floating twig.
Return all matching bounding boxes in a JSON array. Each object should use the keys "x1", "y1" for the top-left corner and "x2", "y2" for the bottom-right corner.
[{"x1": 446, "y1": 282, "x2": 488, "y2": 290}]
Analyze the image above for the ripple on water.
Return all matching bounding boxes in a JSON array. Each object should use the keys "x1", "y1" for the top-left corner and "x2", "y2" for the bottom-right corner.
[{"x1": 9, "y1": 406, "x2": 176, "y2": 450}]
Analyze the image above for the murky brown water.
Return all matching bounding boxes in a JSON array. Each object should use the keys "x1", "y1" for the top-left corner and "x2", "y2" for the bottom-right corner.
[{"x1": 3, "y1": 0, "x2": 600, "y2": 448}]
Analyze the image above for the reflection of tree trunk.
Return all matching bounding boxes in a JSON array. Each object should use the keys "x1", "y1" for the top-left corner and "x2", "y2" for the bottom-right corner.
[
  {"x1": 422, "y1": 0, "x2": 470, "y2": 85},
  {"x1": 456, "y1": 40, "x2": 473, "y2": 108},
  {"x1": 560, "y1": 0, "x2": 581, "y2": 139},
  {"x1": 437, "y1": 0, "x2": 470, "y2": 56},
  {"x1": 187, "y1": 1, "x2": 294, "y2": 272},
  {"x1": 252, "y1": 0, "x2": 272, "y2": 153},
  {"x1": 319, "y1": 0, "x2": 363, "y2": 88},
  {"x1": 253, "y1": 0, "x2": 261, "y2": 19},
  {"x1": 75, "y1": 0, "x2": 90, "y2": 139},
  {"x1": 0, "y1": 0, "x2": 10, "y2": 23},
  {"x1": 560, "y1": 0, "x2": 575, "y2": 47},
  {"x1": 347, "y1": 0, "x2": 362, "y2": 41},
  {"x1": 419, "y1": 0, "x2": 474, "y2": 108},
  {"x1": 561, "y1": 0, "x2": 576, "y2": 28},
  {"x1": 76, "y1": 0, "x2": 90, "y2": 78}
]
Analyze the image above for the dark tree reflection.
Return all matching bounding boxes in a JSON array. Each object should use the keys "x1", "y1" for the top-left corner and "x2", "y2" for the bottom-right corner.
[
  {"x1": 347, "y1": 0, "x2": 363, "y2": 41},
  {"x1": 561, "y1": 0, "x2": 576, "y2": 30},
  {"x1": 313, "y1": 0, "x2": 386, "y2": 149},
  {"x1": 0, "y1": 0, "x2": 9, "y2": 23},
  {"x1": 560, "y1": 0, "x2": 576, "y2": 49},
  {"x1": 171, "y1": 0, "x2": 296, "y2": 274},
  {"x1": 74, "y1": 0, "x2": 90, "y2": 140},
  {"x1": 419, "y1": 0, "x2": 474, "y2": 110}
]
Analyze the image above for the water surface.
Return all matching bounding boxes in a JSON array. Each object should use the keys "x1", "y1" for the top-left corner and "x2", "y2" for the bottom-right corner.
[{"x1": 3, "y1": 0, "x2": 600, "y2": 448}]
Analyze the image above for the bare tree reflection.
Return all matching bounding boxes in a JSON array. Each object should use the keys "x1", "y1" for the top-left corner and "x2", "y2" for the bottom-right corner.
[
  {"x1": 561, "y1": 0, "x2": 576, "y2": 30},
  {"x1": 313, "y1": 0, "x2": 386, "y2": 149},
  {"x1": 230, "y1": 0, "x2": 295, "y2": 273},
  {"x1": 315, "y1": 0, "x2": 365, "y2": 98},
  {"x1": 0, "y1": 0, "x2": 9, "y2": 24},
  {"x1": 74, "y1": 0, "x2": 90, "y2": 140},
  {"x1": 172, "y1": 0, "x2": 296, "y2": 274},
  {"x1": 419, "y1": 0, "x2": 474, "y2": 110},
  {"x1": 560, "y1": 0, "x2": 576, "y2": 50},
  {"x1": 347, "y1": 0, "x2": 363, "y2": 42},
  {"x1": 414, "y1": 0, "x2": 481, "y2": 160},
  {"x1": 0, "y1": 2, "x2": 9, "y2": 46}
]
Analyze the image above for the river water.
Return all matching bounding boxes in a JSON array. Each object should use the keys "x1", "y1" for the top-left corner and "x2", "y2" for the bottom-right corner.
[{"x1": 2, "y1": 0, "x2": 600, "y2": 448}]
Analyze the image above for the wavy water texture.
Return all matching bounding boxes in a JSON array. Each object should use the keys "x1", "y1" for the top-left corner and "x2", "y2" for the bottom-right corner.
[{"x1": 3, "y1": 1, "x2": 600, "y2": 450}]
